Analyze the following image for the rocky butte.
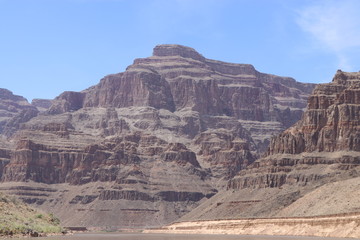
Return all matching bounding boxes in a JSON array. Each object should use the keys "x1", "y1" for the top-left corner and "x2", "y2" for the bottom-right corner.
[{"x1": 0, "y1": 44, "x2": 315, "y2": 229}]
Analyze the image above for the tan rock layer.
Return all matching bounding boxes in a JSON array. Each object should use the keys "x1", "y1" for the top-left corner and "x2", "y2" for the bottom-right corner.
[{"x1": 147, "y1": 213, "x2": 360, "y2": 238}]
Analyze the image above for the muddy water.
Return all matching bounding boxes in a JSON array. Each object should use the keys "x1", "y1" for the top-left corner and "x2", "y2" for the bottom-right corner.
[{"x1": 6, "y1": 233, "x2": 355, "y2": 240}]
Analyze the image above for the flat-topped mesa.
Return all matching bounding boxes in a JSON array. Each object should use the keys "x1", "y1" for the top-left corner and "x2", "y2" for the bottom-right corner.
[
  {"x1": 143, "y1": 44, "x2": 258, "y2": 76},
  {"x1": 134, "y1": 45, "x2": 313, "y2": 126},
  {"x1": 153, "y1": 44, "x2": 206, "y2": 62},
  {"x1": 152, "y1": 44, "x2": 257, "y2": 75},
  {"x1": 46, "y1": 44, "x2": 313, "y2": 128}
]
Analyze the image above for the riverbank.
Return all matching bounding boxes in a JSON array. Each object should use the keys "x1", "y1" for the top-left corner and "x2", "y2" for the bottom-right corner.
[{"x1": 145, "y1": 213, "x2": 360, "y2": 238}]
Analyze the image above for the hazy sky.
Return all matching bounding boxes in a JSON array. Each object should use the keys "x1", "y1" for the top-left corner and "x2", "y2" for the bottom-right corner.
[{"x1": 1, "y1": 0, "x2": 360, "y2": 101}]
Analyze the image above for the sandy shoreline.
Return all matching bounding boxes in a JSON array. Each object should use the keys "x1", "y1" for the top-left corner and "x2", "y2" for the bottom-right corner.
[{"x1": 145, "y1": 213, "x2": 360, "y2": 239}]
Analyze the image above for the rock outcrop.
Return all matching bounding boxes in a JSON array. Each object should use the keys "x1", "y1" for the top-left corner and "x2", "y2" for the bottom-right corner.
[
  {"x1": 0, "y1": 44, "x2": 315, "y2": 228},
  {"x1": 0, "y1": 89, "x2": 38, "y2": 137}
]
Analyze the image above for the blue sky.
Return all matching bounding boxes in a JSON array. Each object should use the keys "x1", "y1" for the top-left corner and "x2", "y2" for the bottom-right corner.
[{"x1": 1, "y1": 0, "x2": 360, "y2": 101}]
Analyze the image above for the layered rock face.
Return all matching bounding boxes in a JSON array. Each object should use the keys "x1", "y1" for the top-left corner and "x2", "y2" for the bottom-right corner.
[
  {"x1": 0, "y1": 108, "x2": 217, "y2": 227},
  {"x1": 229, "y1": 70, "x2": 360, "y2": 190},
  {"x1": 181, "y1": 71, "x2": 360, "y2": 222},
  {"x1": 48, "y1": 45, "x2": 314, "y2": 148},
  {"x1": 134, "y1": 45, "x2": 313, "y2": 126},
  {"x1": 269, "y1": 70, "x2": 360, "y2": 153},
  {"x1": 0, "y1": 44, "x2": 314, "y2": 228}
]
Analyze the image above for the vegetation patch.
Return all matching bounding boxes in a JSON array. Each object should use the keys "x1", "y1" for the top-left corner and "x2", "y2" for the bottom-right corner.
[{"x1": 0, "y1": 193, "x2": 63, "y2": 237}]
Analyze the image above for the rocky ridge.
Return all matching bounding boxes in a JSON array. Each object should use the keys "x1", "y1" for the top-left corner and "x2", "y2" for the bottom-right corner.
[{"x1": 0, "y1": 44, "x2": 314, "y2": 228}]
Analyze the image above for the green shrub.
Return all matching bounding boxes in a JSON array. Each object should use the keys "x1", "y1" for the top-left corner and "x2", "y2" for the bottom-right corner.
[
  {"x1": 0, "y1": 193, "x2": 63, "y2": 236},
  {"x1": 33, "y1": 224, "x2": 62, "y2": 233},
  {"x1": 48, "y1": 213, "x2": 60, "y2": 225},
  {"x1": 35, "y1": 214, "x2": 43, "y2": 219}
]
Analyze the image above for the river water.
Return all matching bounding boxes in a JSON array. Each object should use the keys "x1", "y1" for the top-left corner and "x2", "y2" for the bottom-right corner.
[{"x1": 5, "y1": 233, "x2": 355, "y2": 240}]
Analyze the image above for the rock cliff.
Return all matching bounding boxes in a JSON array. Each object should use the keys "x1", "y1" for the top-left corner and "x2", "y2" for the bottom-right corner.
[
  {"x1": 181, "y1": 70, "x2": 360, "y2": 222},
  {"x1": 229, "y1": 70, "x2": 360, "y2": 190},
  {"x1": 47, "y1": 44, "x2": 314, "y2": 149},
  {"x1": 0, "y1": 44, "x2": 314, "y2": 228}
]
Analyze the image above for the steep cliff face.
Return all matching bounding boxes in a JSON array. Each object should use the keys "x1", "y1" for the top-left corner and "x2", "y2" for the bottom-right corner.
[
  {"x1": 229, "y1": 70, "x2": 360, "y2": 190},
  {"x1": 268, "y1": 70, "x2": 360, "y2": 154},
  {"x1": 82, "y1": 70, "x2": 176, "y2": 112},
  {"x1": 0, "y1": 44, "x2": 314, "y2": 228},
  {"x1": 181, "y1": 71, "x2": 360, "y2": 222}
]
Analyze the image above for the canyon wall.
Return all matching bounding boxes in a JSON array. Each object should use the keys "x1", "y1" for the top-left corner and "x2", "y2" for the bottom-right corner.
[
  {"x1": 179, "y1": 70, "x2": 360, "y2": 224},
  {"x1": 0, "y1": 44, "x2": 314, "y2": 228}
]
